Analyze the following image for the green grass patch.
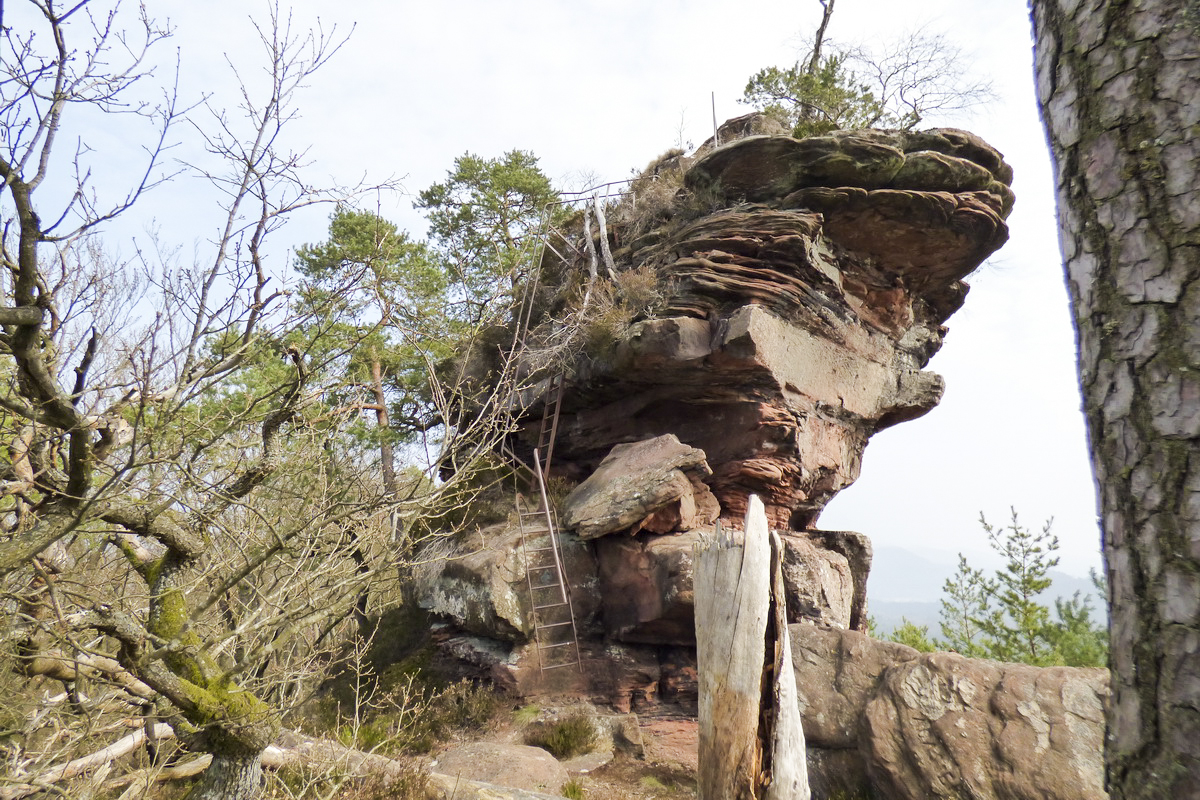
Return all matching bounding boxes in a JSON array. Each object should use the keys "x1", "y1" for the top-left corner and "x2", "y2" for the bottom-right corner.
[{"x1": 524, "y1": 711, "x2": 597, "y2": 759}]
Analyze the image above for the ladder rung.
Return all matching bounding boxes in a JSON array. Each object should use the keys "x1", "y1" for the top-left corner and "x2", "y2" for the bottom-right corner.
[
  {"x1": 528, "y1": 564, "x2": 559, "y2": 571},
  {"x1": 538, "y1": 641, "x2": 575, "y2": 650},
  {"x1": 533, "y1": 601, "x2": 569, "y2": 610},
  {"x1": 541, "y1": 660, "x2": 580, "y2": 671},
  {"x1": 537, "y1": 620, "x2": 574, "y2": 629},
  {"x1": 524, "y1": 546, "x2": 556, "y2": 553}
]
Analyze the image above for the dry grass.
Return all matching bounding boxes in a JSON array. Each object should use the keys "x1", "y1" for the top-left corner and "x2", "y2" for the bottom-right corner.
[{"x1": 615, "y1": 148, "x2": 691, "y2": 242}]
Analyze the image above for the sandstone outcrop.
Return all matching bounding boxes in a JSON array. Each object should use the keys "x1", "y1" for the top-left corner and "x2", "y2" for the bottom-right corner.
[
  {"x1": 865, "y1": 653, "x2": 1108, "y2": 800},
  {"x1": 789, "y1": 624, "x2": 1110, "y2": 800},
  {"x1": 411, "y1": 120, "x2": 1064, "y2": 798},
  {"x1": 512, "y1": 126, "x2": 1013, "y2": 531},
  {"x1": 593, "y1": 524, "x2": 864, "y2": 644},
  {"x1": 418, "y1": 520, "x2": 863, "y2": 655},
  {"x1": 420, "y1": 118, "x2": 1014, "y2": 696},
  {"x1": 562, "y1": 434, "x2": 718, "y2": 538}
]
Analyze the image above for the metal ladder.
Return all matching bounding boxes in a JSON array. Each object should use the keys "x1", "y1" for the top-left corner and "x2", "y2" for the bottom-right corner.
[
  {"x1": 499, "y1": 201, "x2": 583, "y2": 673},
  {"x1": 516, "y1": 445, "x2": 582, "y2": 672},
  {"x1": 535, "y1": 373, "x2": 565, "y2": 478}
]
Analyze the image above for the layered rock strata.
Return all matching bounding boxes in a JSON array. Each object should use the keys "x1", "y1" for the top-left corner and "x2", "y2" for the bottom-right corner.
[
  {"x1": 516, "y1": 125, "x2": 1013, "y2": 530},
  {"x1": 408, "y1": 120, "x2": 1108, "y2": 800},
  {"x1": 418, "y1": 121, "x2": 1013, "y2": 697}
]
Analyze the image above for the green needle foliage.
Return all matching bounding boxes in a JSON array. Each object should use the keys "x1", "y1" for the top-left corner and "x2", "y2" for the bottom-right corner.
[
  {"x1": 294, "y1": 208, "x2": 454, "y2": 445},
  {"x1": 939, "y1": 554, "x2": 993, "y2": 658},
  {"x1": 888, "y1": 509, "x2": 1108, "y2": 667},
  {"x1": 740, "y1": 5, "x2": 992, "y2": 138},
  {"x1": 889, "y1": 618, "x2": 938, "y2": 653},
  {"x1": 977, "y1": 510, "x2": 1060, "y2": 665},
  {"x1": 743, "y1": 54, "x2": 883, "y2": 138},
  {"x1": 416, "y1": 150, "x2": 560, "y2": 323}
]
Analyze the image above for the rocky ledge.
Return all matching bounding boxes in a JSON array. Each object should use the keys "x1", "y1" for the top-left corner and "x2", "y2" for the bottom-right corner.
[{"x1": 512, "y1": 122, "x2": 1014, "y2": 530}]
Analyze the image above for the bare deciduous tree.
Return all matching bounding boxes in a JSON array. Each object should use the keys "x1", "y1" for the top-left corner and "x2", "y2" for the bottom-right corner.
[
  {"x1": 0, "y1": 4, "x2": 522, "y2": 799},
  {"x1": 742, "y1": 1, "x2": 993, "y2": 136}
]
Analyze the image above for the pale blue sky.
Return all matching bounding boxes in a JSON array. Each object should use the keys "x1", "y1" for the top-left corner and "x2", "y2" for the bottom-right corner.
[{"x1": 8, "y1": 0, "x2": 1100, "y2": 574}]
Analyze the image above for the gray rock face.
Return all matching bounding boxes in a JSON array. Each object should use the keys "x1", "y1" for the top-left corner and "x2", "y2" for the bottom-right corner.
[
  {"x1": 432, "y1": 742, "x2": 569, "y2": 797},
  {"x1": 412, "y1": 524, "x2": 600, "y2": 642},
  {"x1": 779, "y1": 531, "x2": 860, "y2": 630},
  {"x1": 788, "y1": 624, "x2": 1110, "y2": 800},
  {"x1": 803, "y1": 529, "x2": 873, "y2": 631},
  {"x1": 562, "y1": 434, "x2": 718, "y2": 539},
  {"x1": 864, "y1": 653, "x2": 1109, "y2": 800}
]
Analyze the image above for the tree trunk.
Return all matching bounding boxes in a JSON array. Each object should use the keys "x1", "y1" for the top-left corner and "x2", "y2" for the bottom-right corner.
[
  {"x1": 804, "y1": 0, "x2": 835, "y2": 76},
  {"x1": 369, "y1": 359, "x2": 397, "y2": 495},
  {"x1": 694, "y1": 495, "x2": 809, "y2": 800},
  {"x1": 1031, "y1": 2, "x2": 1200, "y2": 796},
  {"x1": 185, "y1": 751, "x2": 263, "y2": 800}
]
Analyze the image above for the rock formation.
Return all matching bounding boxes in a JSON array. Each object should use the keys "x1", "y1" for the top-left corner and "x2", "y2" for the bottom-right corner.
[
  {"x1": 790, "y1": 625, "x2": 1109, "y2": 800},
  {"x1": 418, "y1": 116, "x2": 1014, "y2": 686},
  {"x1": 407, "y1": 118, "x2": 1106, "y2": 800},
  {"x1": 516, "y1": 123, "x2": 1012, "y2": 531}
]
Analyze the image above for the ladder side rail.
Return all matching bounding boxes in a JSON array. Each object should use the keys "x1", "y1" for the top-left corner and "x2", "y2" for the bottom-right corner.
[
  {"x1": 514, "y1": 492, "x2": 547, "y2": 662},
  {"x1": 550, "y1": 502, "x2": 585, "y2": 671},
  {"x1": 532, "y1": 448, "x2": 571, "y2": 604},
  {"x1": 541, "y1": 374, "x2": 565, "y2": 479},
  {"x1": 532, "y1": 449, "x2": 583, "y2": 671}
]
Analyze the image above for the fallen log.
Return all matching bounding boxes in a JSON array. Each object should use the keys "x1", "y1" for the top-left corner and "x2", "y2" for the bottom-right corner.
[{"x1": 3, "y1": 725, "x2": 423, "y2": 800}]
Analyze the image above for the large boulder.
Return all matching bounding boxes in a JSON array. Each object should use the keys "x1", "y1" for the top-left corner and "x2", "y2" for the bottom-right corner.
[
  {"x1": 412, "y1": 524, "x2": 600, "y2": 642},
  {"x1": 778, "y1": 531, "x2": 864, "y2": 631},
  {"x1": 864, "y1": 653, "x2": 1109, "y2": 800},
  {"x1": 431, "y1": 743, "x2": 569, "y2": 798},
  {"x1": 562, "y1": 434, "x2": 719, "y2": 539},
  {"x1": 803, "y1": 529, "x2": 873, "y2": 631},
  {"x1": 788, "y1": 625, "x2": 1110, "y2": 800}
]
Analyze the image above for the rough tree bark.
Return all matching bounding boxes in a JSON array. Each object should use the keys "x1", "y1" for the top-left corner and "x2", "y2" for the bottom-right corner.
[
  {"x1": 1031, "y1": 2, "x2": 1200, "y2": 796},
  {"x1": 694, "y1": 495, "x2": 809, "y2": 800}
]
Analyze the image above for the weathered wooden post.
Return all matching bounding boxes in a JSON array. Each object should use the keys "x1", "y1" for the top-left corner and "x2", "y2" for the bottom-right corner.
[{"x1": 695, "y1": 495, "x2": 810, "y2": 800}]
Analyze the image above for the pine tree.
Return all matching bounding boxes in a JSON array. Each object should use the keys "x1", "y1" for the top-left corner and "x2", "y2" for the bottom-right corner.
[
  {"x1": 938, "y1": 554, "x2": 993, "y2": 658},
  {"x1": 977, "y1": 510, "x2": 1059, "y2": 665},
  {"x1": 416, "y1": 150, "x2": 559, "y2": 323}
]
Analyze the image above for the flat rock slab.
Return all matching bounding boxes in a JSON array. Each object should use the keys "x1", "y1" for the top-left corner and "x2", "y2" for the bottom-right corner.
[
  {"x1": 426, "y1": 772, "x2": 566, "y2": 800},
  {"x1": 560, "y1": 749, "x2": 613, "y2": 776},
  {"x1": 639, "y1": 717, "x2": 698, "y2": 772},
  {"x1": 434, "y1": 742, "x2": 569, "y2": 796}
]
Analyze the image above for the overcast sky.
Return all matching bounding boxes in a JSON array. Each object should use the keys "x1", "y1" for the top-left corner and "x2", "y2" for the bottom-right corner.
[{"x1": 15, "y1": 0, "x2": 1101, "y2": 574}]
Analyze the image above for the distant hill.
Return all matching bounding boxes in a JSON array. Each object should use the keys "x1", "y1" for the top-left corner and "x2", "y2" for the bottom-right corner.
[{"x1": 868, "y1": 545, "x2": 1105, "y2": 637}]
